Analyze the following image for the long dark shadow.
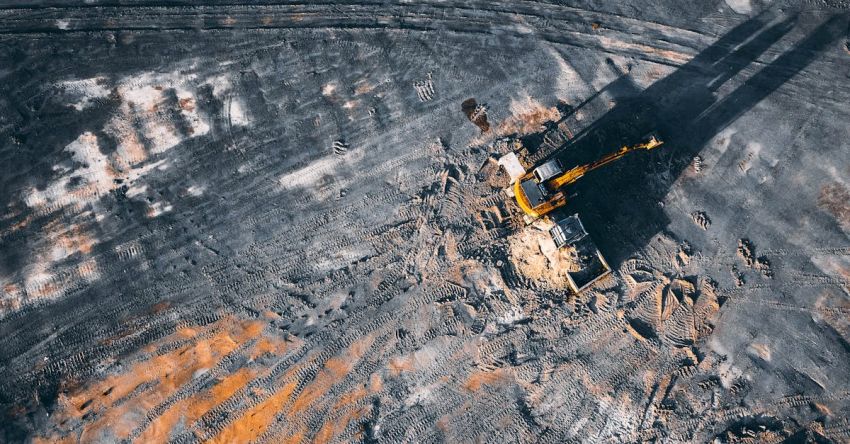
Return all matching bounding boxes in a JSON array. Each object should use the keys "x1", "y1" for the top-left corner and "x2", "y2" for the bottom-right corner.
[{"x1": 531, "y1": 12, "x2": 847, "y2": 267}]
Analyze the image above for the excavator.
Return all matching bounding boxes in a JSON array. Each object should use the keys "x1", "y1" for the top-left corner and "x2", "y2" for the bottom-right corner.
[
  {"x1": 498, "y1": 133, "x2": 663, "y2": 293},
  {"x1": 509, "y1": 133, "x2": 663, "y2": 220}
]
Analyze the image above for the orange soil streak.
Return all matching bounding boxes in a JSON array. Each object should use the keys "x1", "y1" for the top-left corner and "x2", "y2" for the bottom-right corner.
[
  {"x1": 290, "y1": 335, "x2": 375, "y2": 415},
  {"x1": 818, "y1": 182, "x2": 850, "y2": 229},
  {"x1": 261, "y1": 336, "x2": 377, "y2": 443},
  {"x1": 262, "y1": 310, "x2": 281, "y2": 320},
  {"x1": 463, "y1": 368, "x2": 511, "y2": 392},
  {"x1": 436, "y1": 415, "x2": 450, "y2": 433},
  {"x1": 2, "y1": 212, "x2": 32, "y2": 235},
  {"x1": 69, "y1": 183, "x2": 101, "y2": 200},
  {"x1": 495, "y1": 105, "x2": 561, "y2": 138},
  {"x1": 369, "y1": 373, "x2": 383, "y2": 392},
  {"x1": 179, "y1": 97, "x2": 196, "y2": 111},
  {"x1": 150, "y1": 301, "x2": 172, "y2": 314},
  {"x1": 206, "y1": 380, "x2": 298, "y2": 444},
  {"x1": 115, "y1": 130, "x2": 148, "y2": 167},
  {"x1": 314, "y1": 404, "x2": 369, "y2": 443},
  {"x1": 80, "y1": 332, "x2": 241, "y2": 441},
  {"x1": 30, "y1": 281, "x2": 61, "y2": 299},
  {"x1": 250, "y1": 337, "x2": 288, "y2": 360},
  {"x1": 388, "y1": 355, "x2": 415, "y2": 375},
  {"x1": 56, "y1": 224, "x2": 96, "y2": 255},
  {"x1": 598, "y1": 36, "x2": 691, "y2": 65},
  {"x1": 37, "y1": 318, "x2": 271, "y2": 443},
  {"x1": 468, "y1": 97, "x2": 561, "y2": 146},
  {"x1": 354, "y1": 81, "x2": 375, "y2": 95},
  {"x1": 139, "y1": 368, "x2": 258, "y2": 443}
]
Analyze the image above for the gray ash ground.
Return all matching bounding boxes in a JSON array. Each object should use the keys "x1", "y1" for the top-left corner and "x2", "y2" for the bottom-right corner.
[{"x1": 1, "y1": 1, "x2": 850, "y2": 443}]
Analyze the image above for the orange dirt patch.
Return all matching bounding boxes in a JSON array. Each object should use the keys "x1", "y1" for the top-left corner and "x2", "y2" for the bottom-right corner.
[
  {"x1": 599, "y1": 36, "x2": 691, "y2": 65},
  {"x1": 354, "y1": 81, "x2": 375, "y2": 95},
  {"x1": 1, "y1": 212, "x2": 33, "y2": 236},
  {"x1": 496, "y1": 97, "x2": 561, "y2": 137},
  {"x1": 139, "y1": 367, "x2": 258, "y2": 443},
  {"x1": 463, "y1": 368, "x2": 511, "y2": 392},
  {"x1": 208, "y1": 380, "x2": 298, "y2": 444},
  {"x1": 261, "y1": 335, "x2": 376, "y2": 442},
  {"x1": 818, "y1": 182, "x2": 850, "y2": 230},
  {"x1": 388, "y1": 355, "x2": 416, "y2": 375},
  {"x1": 114, "y1": 130, "x2": 148, "y2": 167},
  {"x1": 250, "y1": 336, "x2": 289, "y2": 360},
  {"x1": 507, "y1": 220, "x2": 580, "y2": 289},
  {"x1": 178, "y1": 97, "x2": 196, "y2": 111},
  {"x1": 313, "y1": 386, "x2": 371, "y2": 443},
  {"x1": 436, "y1": 415, "x2": 451, "y2": 433},
  {"x1": 36, "y1": 316, "x2": 278, "y2": 443},
  {"x1": 369, "y1": 373, "x2": 383, "y2": 392},
  {"x1": 149, "y1": 301, "x2": 172, "y2": 314},
  {"x1": 55, "y1": 224, "x2": 96, "y2": 255}
]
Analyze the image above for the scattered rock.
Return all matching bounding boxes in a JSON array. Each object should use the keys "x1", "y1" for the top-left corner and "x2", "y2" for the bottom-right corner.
[
  {"x1": 732, "y1": 266, "x2": 745, "y2": 287},
  {"x1": 691, "y1": 155, "x2": 704, "y2": 174},
  {"x1": 737, "y1": 239, "x2": 757, "y2": 267},
  {"x1": 737, "y1": 239, "x2": 773, "y2": 278},
  {"x1": 508, "y1": 219, "x2": 580, "y2": 289},
  {"x1": 691, "y1": 211, "x2": 711, "y2": 230}
]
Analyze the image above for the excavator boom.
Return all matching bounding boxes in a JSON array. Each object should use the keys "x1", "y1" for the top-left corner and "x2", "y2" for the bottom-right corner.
[{"x1": 549, "y1": 136, "x2": 662, "y2": 188}]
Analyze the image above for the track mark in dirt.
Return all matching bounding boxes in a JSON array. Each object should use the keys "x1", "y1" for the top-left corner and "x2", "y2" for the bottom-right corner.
[
  {"x1": 332, "y1": 139, "x2": 349, "y2": 156},
  {"x1": 414, "y1": 72, "x2": 435, "y2": 102},
  {"x1": 621, "y1": 235, "x2": 721, "y2": 349},
  {"x1": 461, "y1": 98, "x2": 490, "y2": 132},
  {"x1": 691, "y1": 211, "x2": 711, "y2": 230},
  {"x1": 738, "y1": 152, "x2": 754, "y2": 173}
]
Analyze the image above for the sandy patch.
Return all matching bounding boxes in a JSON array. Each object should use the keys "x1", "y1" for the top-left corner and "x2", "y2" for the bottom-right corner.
[{"x1": 508, "y1": 219, "x2": 580, "y2": 289}]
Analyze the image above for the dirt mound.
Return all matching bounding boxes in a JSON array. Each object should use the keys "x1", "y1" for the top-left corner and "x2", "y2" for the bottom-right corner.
[{"x1": 508, "y1": 219, "x2": 579, "y2": 289}]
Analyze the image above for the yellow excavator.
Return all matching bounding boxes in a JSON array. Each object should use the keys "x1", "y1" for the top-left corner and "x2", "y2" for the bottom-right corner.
[
  {"x1": 498, "y1": 133, "x2": 663, "y2": 293},
  {"x1": 510, "y1": 133, "x2": 663, "y2": 220}
]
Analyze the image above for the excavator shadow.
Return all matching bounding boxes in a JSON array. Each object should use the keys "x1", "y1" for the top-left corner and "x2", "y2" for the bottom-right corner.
[{"x1": 528, "y1": 11, "x2": 848, "y2": 268}]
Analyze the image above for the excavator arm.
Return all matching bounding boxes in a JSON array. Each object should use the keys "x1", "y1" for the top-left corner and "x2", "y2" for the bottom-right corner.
[{"x1": 549, "y1": 134, "x2": 663, "y2": 188}]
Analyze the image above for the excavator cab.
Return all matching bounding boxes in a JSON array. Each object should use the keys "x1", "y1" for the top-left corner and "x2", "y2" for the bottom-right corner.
[{"x1": 515, "y1": 158, "x2": 568, "y2": 218}]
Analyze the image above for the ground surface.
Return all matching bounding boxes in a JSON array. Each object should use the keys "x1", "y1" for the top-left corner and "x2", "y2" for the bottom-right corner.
[{"x1": 2, "y1": 1, "x2": 850, "y2": 443}]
